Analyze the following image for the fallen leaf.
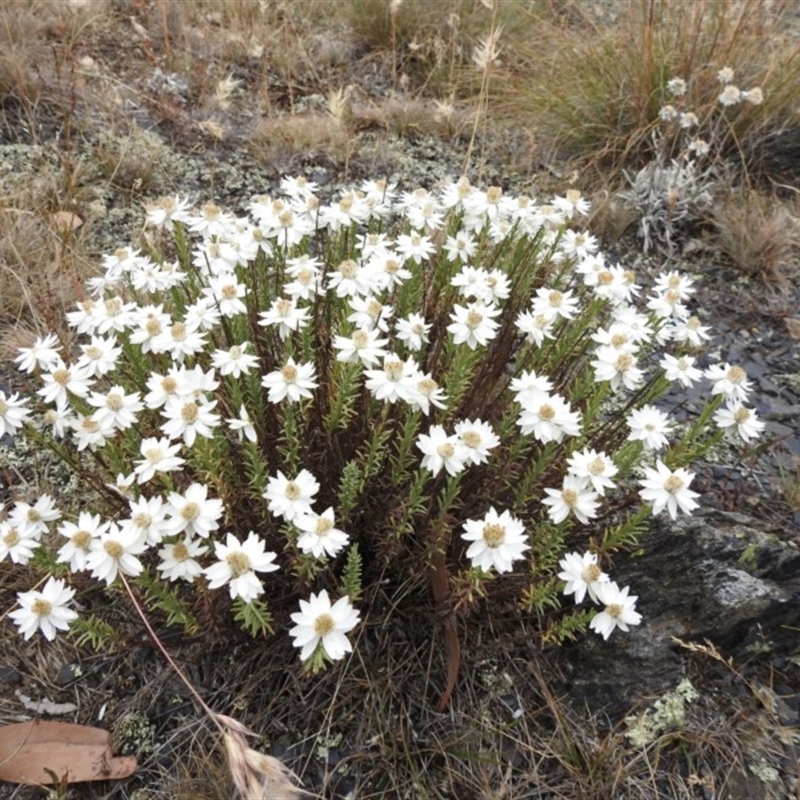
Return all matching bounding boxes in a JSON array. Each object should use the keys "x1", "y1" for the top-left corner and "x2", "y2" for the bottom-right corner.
[
  {"x1": 0, "y1": 720, "x2": 137, "y2": 785},
  {"x1": 785, "y1": 317, "x2": 800, "y2": 340},
  {"x1": 51, "y1": 211, "x2": 83, "y2": 231}
]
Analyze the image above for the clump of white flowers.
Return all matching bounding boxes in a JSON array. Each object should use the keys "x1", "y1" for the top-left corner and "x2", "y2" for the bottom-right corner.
[
  {"x1": 1, "y1": 172, "x2": 765, "y2": 675},
  {"x1": 623, "y1": 65, "x2": 765, "y2": 253}
]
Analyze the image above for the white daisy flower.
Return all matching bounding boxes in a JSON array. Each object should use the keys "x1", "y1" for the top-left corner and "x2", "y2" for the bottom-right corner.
[
  {"x1": 164, "y1": 483, "x2": 225, "y2": 539},
  {"x1": 56, "y1": 513, "x2": 108, "y2": 572},
  {"x1": 542, "y1": 475, "x2": 600, "y2": 525},
  {"x1": 263, "y1": 469, "x2": 319, "y2": 522},
  {"x1": 289, "y1": 590, "x2": 360, "y2": 662},
  {"x1": 705, "y1": 363, "x2": 752, "y2": 403},
  {"x1": 417, "y1": 425, "x2": 468, "y2": 477},
  {"x1": 8, "y1": 577, "x2": 78, "y2": 641},
  {"x1": 557, "y1": 551, "x2": 610, "y2": 604},
  {"x1": 86, "y1": 523, "x2": 146, "y2": 585},
  {"x1": 461, "y1": 508, "x2": 529, "y2": 574},
  {"x1": 713, "y1": 402, "x2": 765, "y2": 443},
  {"x1": 447, "y1": 302, "x2": 501, "y2": 349},
  {"x1": 455, "y1": 419, "x2": 500, "y2": 466},
  {"x1": 0, "y1": 391, "x2": 31, "y2": 439},
  {"x1": 589, "y1": 582, "x2": 642, "y2": 639},
  {"x1": 295, "y1": 508, "x2": 349, "y2": 559},
  {"x1": 261, "y1": 358, "x2": 318, "y2": 404},
  {"x1": 626, "y1": 405, "x2": 673, "y2": 451},
  {"x1": 566, "y1": 448, "x2": 618, "y2": 496},
  {"x1": 638, "y1": 460, "x2": 700, "y2": 520},
  {"x1": 204, "y1": 531, "x2": 279, "y2": 602},
  {"x1": 157, "y1": 535, "x2": 208, "y2": 583}
]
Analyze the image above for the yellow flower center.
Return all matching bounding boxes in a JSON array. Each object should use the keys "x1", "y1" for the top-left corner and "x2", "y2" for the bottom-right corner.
[
  {"x1": 133, "y1": 510, "x2": 152, "y2": 528},
  {"x1": 615, "y1": 353, "x2": 633, "y2": 372},
  {"x1": 588, "y1": 457, "x2": 605, "y2": 475},
  {"x1": 483, "y1": 523, "x2": 506, "y2": 548},
  {"x1": 171, "y1": 323, "x2": 187, "y2": 342},
  {"x1": 105, "y1": 298, "x2": 123, "y2": 316},
  {"x1": 172, "y1": 542, "x2": 189, "y2": 561},
  {"x1": 664, "y1": 474, "x2": 684, "y2": 494},
  {"x1": 144, "y1": 317, "x2": 161, "y2": 336},
  {"x1": 562, "y1": 488, "x2": 578, "y2": 507},
  {"x1": 486, "y1": 186, "x2": 502, "y2": 204},
  {"x1": 385, "y1": 360, "x2": 404, "y2": 381},
  {"x1": 466, "y1": 310, "x2": 483, "y2": 328},
  {"x1": 417, "y1": 378, "x2": 437, "y2": 396},
  {"x1": 285, "y1": 482, "x2": 301, "y2": 500},
  {"x1": 462, "y1": 430, "x2": 481, "y2": 448},
  {"x1": 538, "y1": 404, "x2": 555, "y2": 421},
  {"x1": 581, "y1": 563, "x2": 602, "y2": 582},
  {"x1": 202, "y1": 202, "x2": 221, "y2": 220},
  {"x1": 32, "y1": 598, "x2": 53, "y2": 618},
  {"x1": 437, "y1": 443, "x2": 455, "y2": 459},
  {"x1": 181, "y1": 402, "x2": 199, "y2": 423},
  {"x1": 607, "y1": 603, "x2": 623, "y2": 619},
  {"x1": 53, "y1": 368, "x2": 70, "y2": 385},
  {"x1": 281, "y1": 364, "x2": 298, "y2": 383},
  {"x1": 226, "y1": 551, "x2": 251, "y2": 577},
  {"x1": 611, "y1": 333, "x2": 628, "y2": 348},
  {"x1": 106, "y1": 393, "x2": 124, "y2": 411},
  {"x1": 733, "y1": 407, "x2": 750, "y2": 424},
  {"x1": 314, "y1": 613, "x2": 335, "y2": 636},
  {"x1": 339, "y1": 260, "x2": 358, "y2": 279},
  {"x1": 85, "y1": 345, "x2": 102, "y2": 360},
  {"x1": 72, "y1": 530, "x2": 92, "y2": 549},
  {"x1": 352, "y1": 330, "x2": 369, "y2": 348},
  {"x1": 230, "y1": 345, "x2": 242, "y2": 359},
  {"x1": 181, "y1": 502, "x2": 200, "y2": 522},
  {"x1": 727, "y1": 366, "x2": 746, "y2": 385},
  {"x1": 3, "y1": 528, "x2": 19, "y2": 546},
  {"x1": 104, "y1": 541, "x2": 124, "y2": 559},
  {"x1": 598, "y1": 271, "x2": 614, "y2": 286},
  {"x1": 315, "y1": 517, "x2": 333, "y2": 536},
  {"x1": 221, "y1": 284, "x2": 237, "y2": 299},
  {"x1": 548, "y1": 290, "x2": 563, "y2": 307},
  {"x1": 277, "y1": 298, "x2": 293, "y2": 317}
]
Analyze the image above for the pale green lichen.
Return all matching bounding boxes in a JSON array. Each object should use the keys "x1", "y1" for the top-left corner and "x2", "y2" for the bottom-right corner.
[
  {"x1": 749, "y1": 760, "x2": 780, "y2": 784},
  {"x1": 624, "y1": 678, "x2": 700, "y2": 746}
]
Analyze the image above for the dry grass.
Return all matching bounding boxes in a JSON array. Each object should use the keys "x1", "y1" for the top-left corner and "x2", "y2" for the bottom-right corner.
[
  {"x1": 505, "y1": 0, "x2": 800, "y2": 181},
  {"x1": 126, "y1": 596, "x2": 793, "y2": 800},
  {"x1": 710, "y1": 189, "x2": 800, "y2": 289},
  {"x1": 0, "y1": 2, "x2": 798, "y2": 799}
]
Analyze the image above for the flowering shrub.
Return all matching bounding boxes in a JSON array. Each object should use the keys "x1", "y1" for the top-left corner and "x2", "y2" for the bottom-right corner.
[
  {"x1": 623, "y1": 66, "x2": 765, "y2": 253},
  {"x1": 0, "y1": 175, "x2": 764, "y2": 677}
]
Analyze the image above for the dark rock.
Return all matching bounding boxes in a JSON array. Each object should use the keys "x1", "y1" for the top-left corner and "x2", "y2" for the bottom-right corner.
[
  {"x1": 56, "y1": 662, "x2": 81, "y2": 686},
  {"x1": 561, "y1": 510, "x2": 800, "y2": 718},
  {"x1": 0, "y1": 664, "x2": 22, "y2": 685}
]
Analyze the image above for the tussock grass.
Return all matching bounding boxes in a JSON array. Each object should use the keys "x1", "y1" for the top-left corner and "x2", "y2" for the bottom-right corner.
[
  {"x1": 710, "y1": 189, "x2": 800, "y2": 289},
  {"x1": 506, "y1": 0, "x2": 800, "y2": 181}
]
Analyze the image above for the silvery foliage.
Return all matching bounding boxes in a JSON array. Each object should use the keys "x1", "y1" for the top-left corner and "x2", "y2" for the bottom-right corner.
[{"x1": 620, "y1": 134, "x2": 717, "y2": 255}]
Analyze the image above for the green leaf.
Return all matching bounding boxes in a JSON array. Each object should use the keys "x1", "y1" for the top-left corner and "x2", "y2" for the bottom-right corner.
[{"x1": 232, "y1": 597, "x2": 274, "y2": 638}]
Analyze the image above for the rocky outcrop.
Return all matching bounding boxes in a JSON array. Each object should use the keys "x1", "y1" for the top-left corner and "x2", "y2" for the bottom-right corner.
[{"x1": 560, "y1": 509, "x2": 800, "y2": 718}]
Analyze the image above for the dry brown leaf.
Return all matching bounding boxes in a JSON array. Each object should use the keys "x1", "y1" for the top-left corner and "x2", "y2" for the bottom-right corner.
[
  {"x1": 0, "y1": 720, "x2": 137, "y2": 785},
  {"x1": 785, "y1": 317, "x2": 800, "y2": 340},
  {"x1": 51, "y1": 211, "x2": 83, "y2": 231}
]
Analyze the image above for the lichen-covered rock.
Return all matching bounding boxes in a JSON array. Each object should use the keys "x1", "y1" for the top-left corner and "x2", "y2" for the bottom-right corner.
[{"x1": 561, "y1": 509, "x2": 800, "y2": 716}]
